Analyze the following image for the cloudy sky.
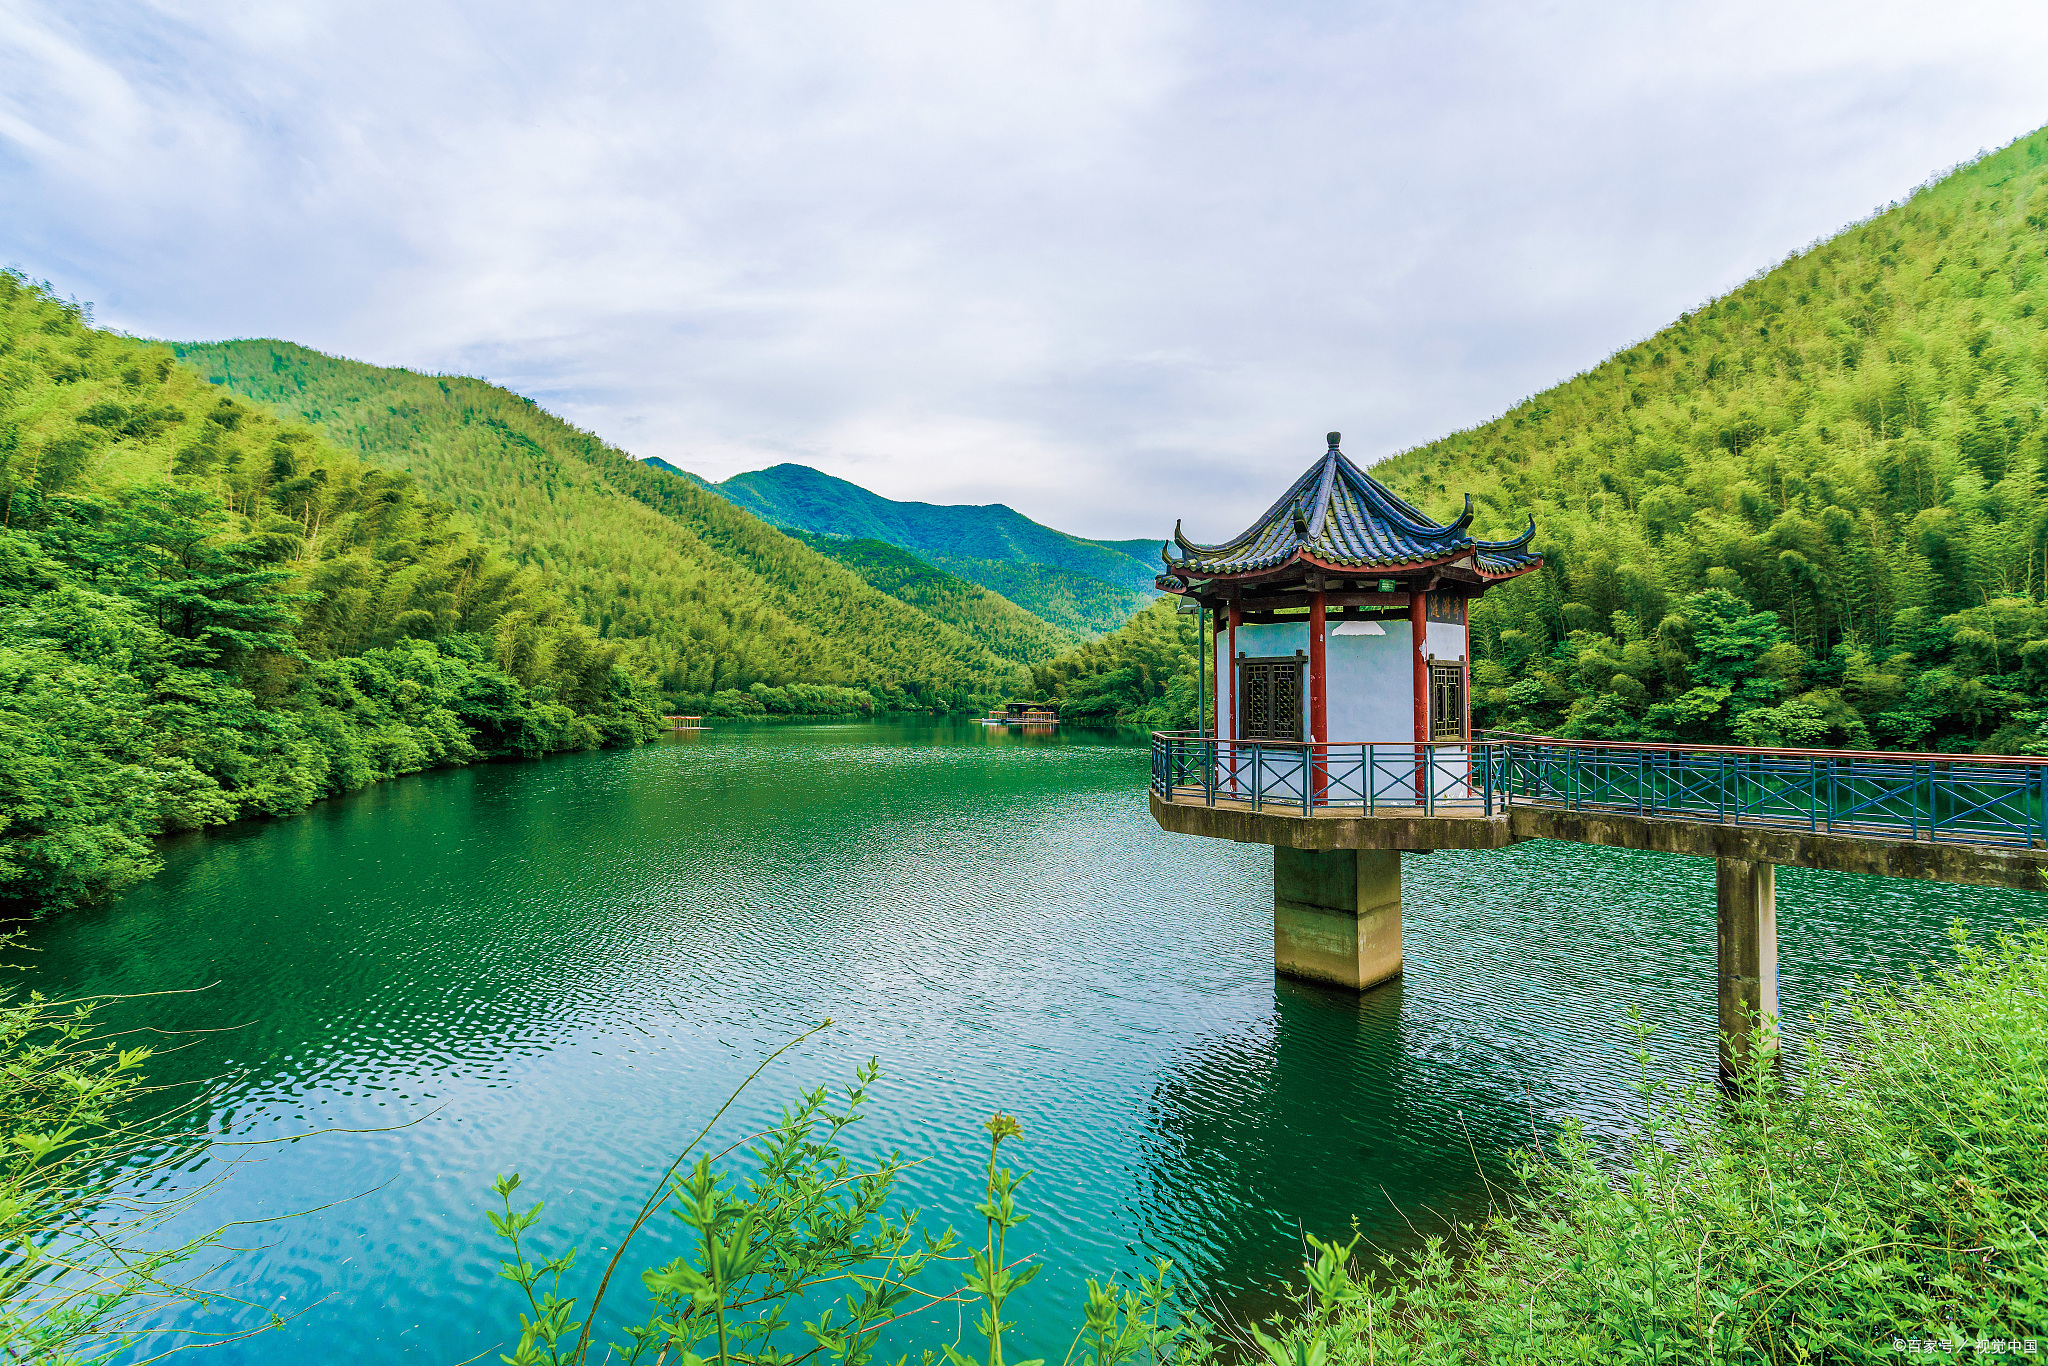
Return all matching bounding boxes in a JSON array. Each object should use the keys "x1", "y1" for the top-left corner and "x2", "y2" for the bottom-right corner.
[{"x1": 5, "y1": 1, "x2": 2047, "y2": 540}]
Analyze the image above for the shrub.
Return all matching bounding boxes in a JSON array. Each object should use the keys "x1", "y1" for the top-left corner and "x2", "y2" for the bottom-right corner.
[
  {"x1": 487, "y1": 1031, "x2": 1214, "y2": 1366},
  {"x1": 1243, "y1": 925, "x2": 2048, "y2": 1363}
]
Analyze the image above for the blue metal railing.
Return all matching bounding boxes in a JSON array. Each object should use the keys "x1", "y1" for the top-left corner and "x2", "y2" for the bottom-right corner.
[
  {"x1": 1149, "y1": 735, "x2": 1500, "y2": 818},
  {"x1": 1148, "y1": 731, "x2": 2048, "y2": 848}
]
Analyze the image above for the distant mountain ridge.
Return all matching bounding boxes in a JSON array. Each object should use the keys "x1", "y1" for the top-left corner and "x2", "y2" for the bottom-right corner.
[{"x1": 652, "y1": 460, "x2": 1162, "y2": 635}]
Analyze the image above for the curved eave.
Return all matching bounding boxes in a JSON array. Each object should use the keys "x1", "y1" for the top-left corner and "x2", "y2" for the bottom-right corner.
[
  {"x1": 1168, "y1": 532, "x2": 1546, "y2": 578},
  {"x1": 1165, "y1": 546, "x2": 1492, "y2": 584},
  {"x1": 1164, "y1": 543, "x2": 1543, "y2": 586},
  {"x1": 1474, "y1": 555, "x2": 1543, "y2": 582},
  {"x1": 1471, "y1": 515, "x2": 1539, "y2": 555}
]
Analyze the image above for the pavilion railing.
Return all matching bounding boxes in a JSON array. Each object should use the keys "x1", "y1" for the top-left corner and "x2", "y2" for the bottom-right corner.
[
  {"x1": 1149, "y1": 731, "x2": 2048, "y2": 846},
  {"x1": 1149, "y1": 734, "x2": 1501, "y2": 817}
]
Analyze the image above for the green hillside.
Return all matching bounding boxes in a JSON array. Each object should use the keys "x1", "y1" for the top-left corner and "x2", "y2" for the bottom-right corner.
[
  {"x1": 0, "y1": 272, "x2": 660, "y2": 915},
  {"x1": 700, "y1": 461, "x2": 1164, "y2": 597},
  {"x1": 1029, "y1": 597, "x2": 1201, "y2": 727},
  {"x1": 920, "y1": 553, "x2": 1155, "y2": 637},
  {"x1": 177, "y1": 341, "x2": 1031, "y2": 711},
  {"x1": 788, "y1": 531, "x2": 1080, "y2": 664},
  {"x1": 1363, "y1": 130, "x2": 2048, "y2": 753}
]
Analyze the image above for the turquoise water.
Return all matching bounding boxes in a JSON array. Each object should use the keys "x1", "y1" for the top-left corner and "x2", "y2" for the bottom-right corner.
[{"x1": 17, "y1": 719, "x2": 2045, "y2": 1361}]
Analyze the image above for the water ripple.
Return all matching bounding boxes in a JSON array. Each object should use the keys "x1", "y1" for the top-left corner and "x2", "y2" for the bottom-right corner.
[{"x1": 15, "y1": 719, "x2": 2043, "y2": 1362}]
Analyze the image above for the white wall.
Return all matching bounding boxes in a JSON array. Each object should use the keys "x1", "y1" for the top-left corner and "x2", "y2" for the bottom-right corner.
[
  {"x1": 1423, "y1": 621, "x2": 1468, "y2": 662},
  {"x1": 1326, "y1": 619, "x2": 1414, "y2": 744},
  {"x1": 1215, "y1": 617, "x2": 1420, "y2": 742},
  {"x1": 1235, "y1": 621, "x2": 1311, "y2": 659}
]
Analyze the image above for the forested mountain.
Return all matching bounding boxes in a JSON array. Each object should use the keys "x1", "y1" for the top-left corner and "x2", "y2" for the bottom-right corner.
[
  {"x1": 178, "y1": 341, "x2": 1032, "y2": 711},
  {"x1": 1366, "y1": 130, "x2": 2048, "y2": 753},
  {"x1": 633, "y1": 457, "x2": 1153, "y2": 636},
  {"x1": 0, "y1": 272, "x2": 660, "y2": 915},
  {"x1": 705, "y1": 462, "x2": 1161, "y2": 590},
  {"x1": 1035, "y1": 131, "x2": 2048, "y2": 752},
  {"x1": 688, "y1": 461, "x2": 1164, "y2": 622},
  {"x1": 788, "y1": 531, "x2": 1080, "y2": 664}
]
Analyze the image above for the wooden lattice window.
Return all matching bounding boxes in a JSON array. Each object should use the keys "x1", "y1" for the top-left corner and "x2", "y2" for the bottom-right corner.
[
  {"x1": 1240, "y1": 659, "x2": 1303, "y2": 741},
  {"x1": 1429, "y1": 660, "x2": 1467, "y2": 740}
]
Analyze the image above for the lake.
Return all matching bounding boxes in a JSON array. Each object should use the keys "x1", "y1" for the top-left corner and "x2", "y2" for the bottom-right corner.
[{"x1": 18, "y1": 718, "x2": 2044, "y2": 1362}]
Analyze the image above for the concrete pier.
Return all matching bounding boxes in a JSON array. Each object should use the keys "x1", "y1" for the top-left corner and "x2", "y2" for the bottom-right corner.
[
  {"x1": 1151, "y1": 784, "x2": 2048, "y2": 1077},
  {"x1": 1273, "y1": 846, "x2": 1403, "y2": 990},
  {"x1": 1715, "y1": 857, "x2": 1779, "y2": 1081}
]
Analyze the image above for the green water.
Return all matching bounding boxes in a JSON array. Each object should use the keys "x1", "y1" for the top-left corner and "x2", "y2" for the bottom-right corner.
[{"x1": 18, "y1": 719, "x2": 2046, "y2": 1361}]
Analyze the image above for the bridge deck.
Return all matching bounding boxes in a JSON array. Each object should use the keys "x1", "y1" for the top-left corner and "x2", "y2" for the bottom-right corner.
[
  {"x1": 1150, "y1": 788, "x2": 2048, "y2": 891},
  {"x1": 1151, "y1": 732, "x2": 2048, "y2": 891}
]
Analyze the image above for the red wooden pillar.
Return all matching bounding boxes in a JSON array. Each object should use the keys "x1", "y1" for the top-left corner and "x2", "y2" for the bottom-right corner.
[
  {"x1": 1227, "y1": 602, "x2": 1241, "y2": 738},
  {"x1": 1411, "y1": 588, "x2": 1429, "y2": 804},
  {"x1": 1309, "y1": 591, "x2": 1328, "y2": 802},
  {"x1": 1410, "y1": 589, "x2": 1428, "y2": 742},
  {"x1": 1309, "y1": 592, "x2": 1328, "y2": 742}
]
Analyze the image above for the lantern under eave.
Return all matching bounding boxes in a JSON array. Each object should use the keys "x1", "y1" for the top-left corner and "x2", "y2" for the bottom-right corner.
[{"x1": 1157, "y1": 431, "x2": 1541, "y2": 747}]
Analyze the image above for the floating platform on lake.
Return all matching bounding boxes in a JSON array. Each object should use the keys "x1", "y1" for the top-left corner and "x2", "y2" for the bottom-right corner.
[{"x1": 983, "y1": 702, "x2": 1059, "y2": 726}]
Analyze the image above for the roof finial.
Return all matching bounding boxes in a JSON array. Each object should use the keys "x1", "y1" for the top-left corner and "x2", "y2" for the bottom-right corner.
[{"x1": 1326, "y1": 431, "x2": 1341, "y2": 450}]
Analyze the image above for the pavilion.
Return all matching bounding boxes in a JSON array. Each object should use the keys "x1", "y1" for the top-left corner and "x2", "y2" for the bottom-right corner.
[
  {"x1": 1156, "y1": 431, "x2": 1541, "y2": 753},
  {"x1": 1152, "y1": 431, "x2": 1542, "y2": 990}
]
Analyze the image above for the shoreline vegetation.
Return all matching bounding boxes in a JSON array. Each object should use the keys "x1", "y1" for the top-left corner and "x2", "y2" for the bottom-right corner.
[
  {"x1": 0, "y1": 965, "x2": 244, "y2": 1365},
  {"x1": 0, "y1": 275, "x2": 1026, "y2": 924},
  {"x1": 0, "y1": 271, "x2": 664, "y2": 919},
  {"x1": 474, "y1": 927, "x2": 2048, "y2": 1366},
  {"x1": 1256, "y1": 924, "x2": 2048, "y2": 1362}
]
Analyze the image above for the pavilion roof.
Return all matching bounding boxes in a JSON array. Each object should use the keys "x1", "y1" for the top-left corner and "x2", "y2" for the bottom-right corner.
[{"x1": 1161, "y1": 433, "x2": 1540, "y2": 582}]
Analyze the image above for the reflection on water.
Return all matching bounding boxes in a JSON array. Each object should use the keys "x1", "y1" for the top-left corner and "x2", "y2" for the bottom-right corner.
[{"x1": 14, "y1": 719, "x2": 2046, "y2": 1362}]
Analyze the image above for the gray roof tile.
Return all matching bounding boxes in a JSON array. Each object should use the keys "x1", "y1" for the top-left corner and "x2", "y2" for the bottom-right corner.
[{"x1": 1164, "y1": 433, "x2": 1539, "y2": 579}]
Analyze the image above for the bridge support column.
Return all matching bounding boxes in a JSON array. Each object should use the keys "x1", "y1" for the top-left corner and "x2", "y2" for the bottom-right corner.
[
  {"x1": 1716, "y1": 857, "x2": 1778, "y2": 1083},
  {"x1": 1274, "y1": 847, "x2": 1402, "y2": 990}
]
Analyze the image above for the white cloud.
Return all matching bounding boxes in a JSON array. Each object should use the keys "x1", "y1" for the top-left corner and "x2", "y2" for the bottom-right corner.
[{"x1": 5, "y1": 0, "x2": 2047, "y2": 539}]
